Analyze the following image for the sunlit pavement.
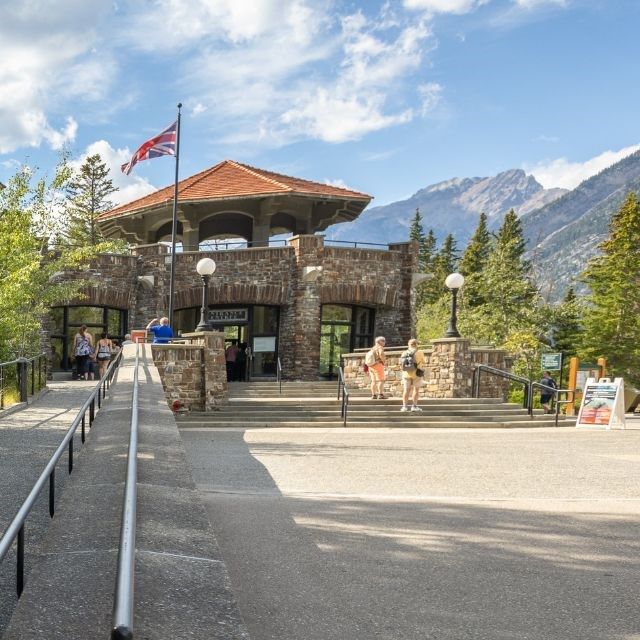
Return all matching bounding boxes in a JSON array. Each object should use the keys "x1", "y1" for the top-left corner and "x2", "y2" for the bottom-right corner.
[{"x1": 181, "y1": 425, "x2": 640, "y2": 640}]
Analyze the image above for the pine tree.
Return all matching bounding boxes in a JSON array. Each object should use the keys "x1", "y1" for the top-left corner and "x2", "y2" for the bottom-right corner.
[
  {"x1": 458, "y1": 213, "x2": 491, "y2": 307},
  {"x1": 579, "y1": 192, "x2": 640, "y2": 385},
  {"x1": 423, "y1": 234, "x2": 458, "y2": 305},
  {"x1": 64, "y1": 154, "x2": 117, "y2": 246},
  {"x1": 460, "y1": 210, "x2": 540, "y2": 345}
]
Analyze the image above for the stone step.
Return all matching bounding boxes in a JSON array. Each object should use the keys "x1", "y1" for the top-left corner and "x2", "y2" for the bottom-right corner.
[
  {"x1": 205, "y1": 407, "x2": 530, "y2": 416},
  {"x1": 178, "y1": 417, "x2": 571, "y2": 429}
]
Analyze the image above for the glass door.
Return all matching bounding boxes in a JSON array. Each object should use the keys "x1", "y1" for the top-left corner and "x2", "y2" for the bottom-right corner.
[{"x1": 320, "y1": 324, "x2": 351, "y2": 379}]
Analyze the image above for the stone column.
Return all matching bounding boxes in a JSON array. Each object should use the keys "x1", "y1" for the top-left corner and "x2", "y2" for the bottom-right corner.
[
  {"x1": 184, "y1": 331, "x2": 228, "y2": 410},
  {"x1": 283, "y1": 235, "x2": 324, "y2": 380},
  {"x1": 388, "y1": 240, "x2": 420, "y2": 343},
  {"x1": 426, "y1": 338, "x2": 474, "y2": 398}
]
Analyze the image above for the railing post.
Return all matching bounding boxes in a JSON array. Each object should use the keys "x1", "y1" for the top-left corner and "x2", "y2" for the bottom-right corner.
[
  {"x1": 49, "y1": 470, "x2": 55, "y2": 517},
  {"x1": 68, "y1": 438, "x2": 73, "y2": 474},
  {"x1": 17, "y1": 525, "x2": 24, "y2": 597},
  {"x1": 17, "y1": 358, "x2": 28, "y2": 403}
]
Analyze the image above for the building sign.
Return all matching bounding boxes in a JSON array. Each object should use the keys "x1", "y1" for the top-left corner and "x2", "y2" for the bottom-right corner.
[
  {"x1": 541, "y1": 352, "x2": 562, "y2": 371},
  {"x1": 253, "y1": 336, "x2": 276, "y2": 353},
  {"x1": 576, "y1": 378, "x2": 626, "y2": 429},
  {"x1": 209, "y1": 308, "x2": 248, "y2": 324}
]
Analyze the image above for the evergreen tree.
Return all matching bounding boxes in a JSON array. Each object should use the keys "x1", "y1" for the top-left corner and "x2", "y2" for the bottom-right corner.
[
  {"x1": 64, "y1": 154, "x2": 117, "y2": 246},
  {"x1": 460, "y1": 210, "x2": 540, "y2": 345},
  {"x1": 423, "y1": 233, "x2": 458, "y2": 305},
  {"x1": 458, "y1": 213, "x2": 491, "y2": 307},
  {"x1": 579, "y1": 192, "x2": 640, "y2": 386}
]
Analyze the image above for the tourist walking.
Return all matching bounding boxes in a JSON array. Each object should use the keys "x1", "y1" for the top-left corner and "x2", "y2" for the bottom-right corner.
[
  {"x1": 225, "y1": 340, "x2": 239, "y2": 381},
  {"x1": 73, "y1": 325, "x2": 94, "y2": 380},
  {"x1": 146, "y1": 317, "x2": 174, "y2": 344},
  {"x1": 400, "y1": 338, "x2": 426, "y2": 412},
  {"x1": 540, "y1": 371, "x2": 557, "y2": 414},
  {"x1": 95, "y1": 332, "x2": 113, "y2": 378},
  {"x1": 365, "y1": 336, "x2": 386, "y2": 399}
]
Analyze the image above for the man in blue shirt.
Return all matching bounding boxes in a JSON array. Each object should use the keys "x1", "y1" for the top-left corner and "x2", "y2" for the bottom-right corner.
[{"x1": 146, "y1": 317, "x2": 174, "y2": 344}]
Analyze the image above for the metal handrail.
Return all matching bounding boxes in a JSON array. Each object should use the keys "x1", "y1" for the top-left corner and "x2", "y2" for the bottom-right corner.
[
  {"x1": 531, "y1": 382, "x2": 573, "y2": 426},
  {"x1": 0, "y1": 351, "x2": 122, "y2": 597},
  {"x1": 277, "y1": 357, "x2": 282, "y2": 395},
  {"x1": 472, "y1": 364, "x2": 531, "y2": 408},
  {"x1": 324, "y1": 239, "x2": 390, "y2": 249},
  {"x1": 337, "y1": 367, "x2": 349, "y2": 427},
  {"x1": 0, "y1": 353, "x2": 47, "y2": 409},
  {"x1": 111, "y1": 345, "x2": 140, "y2": 640}
]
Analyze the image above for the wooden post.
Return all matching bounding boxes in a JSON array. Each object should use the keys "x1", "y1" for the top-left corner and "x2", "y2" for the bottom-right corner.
[{"x1": 566, "y1": 356, "x2": 579, "y2": 416}]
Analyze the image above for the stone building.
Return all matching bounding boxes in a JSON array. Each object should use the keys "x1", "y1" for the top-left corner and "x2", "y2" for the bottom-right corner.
[{"x1": 49, "y1": 160, "x2": 425, "y2": 380}]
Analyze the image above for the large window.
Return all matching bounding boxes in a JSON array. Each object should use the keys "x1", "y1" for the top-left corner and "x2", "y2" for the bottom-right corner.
[
  {"x1": 320, "y1": 304, "x2": 374, "y2": 378},
  {"x1": 50, "y1": 305, "x2": 127, "y2": 370}
]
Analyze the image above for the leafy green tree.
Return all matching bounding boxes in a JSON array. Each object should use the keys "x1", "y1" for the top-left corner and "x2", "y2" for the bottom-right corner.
[
  {"x1": 458, "y1": 213, "x2": 491, "y2": 307},
  {"x1": 64, "y1": 154, "x2": 117, "y2": 246},
  {"x1": 579, "y1": 192, "x2": 640, "y2": 386},
  {"x1": 0, "y1": 160, "x2": 117, "y2": 360}
]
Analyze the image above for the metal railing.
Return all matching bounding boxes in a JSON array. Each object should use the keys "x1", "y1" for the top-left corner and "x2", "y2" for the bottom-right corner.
[
  {"x1": 0, "y1": 354, "x2": 47, "y2": 410},
  {"x1": 337, "y1": 367, "x2": 350, "y2": 427},
  {"x1": 0, "y1": 351, "x2": 122, "y2": 597},
  {"x1": 472, "y1": 364, "x2": 531, "y2": 409},
  {"x1": 324, "y1": 239, "x2": 390, "y2": 249},
  {"x1": 473, "y1": 365, "x2": 573, "y2": 427},
  {"x1": 277, "y1": 357, "x2": 282, "y2": 395},
  {"x1": 111, "y1": 345, "x2": 140, "y2": 640}
]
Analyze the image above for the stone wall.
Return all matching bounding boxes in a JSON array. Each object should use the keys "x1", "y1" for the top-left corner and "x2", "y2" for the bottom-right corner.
[
  {"x1": 150, "y1": 331, "x2": 227, "y2": 411},
  {"x1": 342, "y1": 339, "x2": 511, "y2": 399}
]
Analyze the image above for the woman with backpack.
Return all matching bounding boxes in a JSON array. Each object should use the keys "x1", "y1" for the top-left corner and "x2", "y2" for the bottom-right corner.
[
  {"x1": 400, "y1": 338, "x2": 426, "y2": 412},
  {"x1": 365, "y1": 336, "x2": 387, "y2": 399}
]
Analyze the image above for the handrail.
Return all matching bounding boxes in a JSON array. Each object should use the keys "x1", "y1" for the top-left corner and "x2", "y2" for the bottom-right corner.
[
  {"x1": 0, "y1": 350, "x2": 122, "y2": 597},
  {"x1": 111, "y1": 345, "x2": 140, "y2": 640},
  {"x1": 472, "y1": 364, "x2": 531, "y2": 409},
  {"x1": 530, "y1": 382, "x2": 573, "y2": 426},
  {"x1": 277, "y1": 357, "x2": 282, "y2": 395},
  {"x1": 337, "y1": 367, "x2": 349, "y2": 427},
  {"x1": 324, "y1": 239, "x2": 390, "y2": 249},
  {"x1": 0, "y1": 353, "x2": 47, "y2": 409}
]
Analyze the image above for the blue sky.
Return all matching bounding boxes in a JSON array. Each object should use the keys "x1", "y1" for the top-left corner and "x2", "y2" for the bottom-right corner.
[{"x1": 1, "y1": 0, "x2": 639, "y2": 209}]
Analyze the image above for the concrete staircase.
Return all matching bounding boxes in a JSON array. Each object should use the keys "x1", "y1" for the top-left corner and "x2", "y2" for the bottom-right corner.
[{"x1": 177, "y1": 381, "x2": 572, "y2": 429}]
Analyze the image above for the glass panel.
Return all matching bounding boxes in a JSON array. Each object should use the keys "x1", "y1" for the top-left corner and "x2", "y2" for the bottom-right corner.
[
  {"x1": 354, "y1": 307, "x2": 371, "y2": 334},
  {"x1": 108, "y1": 309, "x2": 122, "y2": 337},
  {"x1": 319, "y1": 324, "x2": 351, "y2": 378},
  {"x1": 50, "y1": 308, "x2": 64, "y2": 334},
  {"x1": 224, "y1": 326, "x2": 240, "y2": 341},
  {"x1": 67, "y1": 306, "x2": 104, "y2": 326},
  {"x1": 322, "y1": 305, "x2": 352, "y2": 323},
  {"x1": 252, "y1": 306, "x2": 278, "y2": 334}
]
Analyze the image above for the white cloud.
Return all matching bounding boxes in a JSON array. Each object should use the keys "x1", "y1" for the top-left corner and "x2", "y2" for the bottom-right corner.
[
  {"x1": 72, "y1": 140, "x2": 157, "y2": 206},
  {"x1": 514, "y1": 0, "x2": 566, "y2": 9},
  {"x1": 403, "y1": 0, "x2": 487, "y2": 14},
  {"x1": 0, "y1": 1, "x2": 114, "y2": 153},
  {"x1": 526, "y1": 144, "x2": 640, "y2": 190},
  {"x1": 418, "y1": 82, "x2": 443, "y2": 116}
]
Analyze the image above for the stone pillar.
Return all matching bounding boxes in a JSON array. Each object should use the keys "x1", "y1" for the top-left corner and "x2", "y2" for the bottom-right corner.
[
  {"x1": 283, "y1": 235, "x2": 324, "y2": 380},
  {"x1": 426, "y1": 338, "x2": 474, "y2": 398},
  {"x1": 184, "y1": 331, "x2": 228, "y2": 410},
  {"x1": 388, "y1": 240, "x2": 420, "y2": 343}
]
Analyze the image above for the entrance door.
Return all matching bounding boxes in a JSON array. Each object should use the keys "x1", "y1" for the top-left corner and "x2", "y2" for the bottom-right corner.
[{"x1": 320, "y1": 324, "x2": 351, "y2": 379}]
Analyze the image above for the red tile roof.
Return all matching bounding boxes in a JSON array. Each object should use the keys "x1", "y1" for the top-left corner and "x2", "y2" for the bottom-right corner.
[{"x1": 100, "y1": 160, "x2": 372, "y2": 220}]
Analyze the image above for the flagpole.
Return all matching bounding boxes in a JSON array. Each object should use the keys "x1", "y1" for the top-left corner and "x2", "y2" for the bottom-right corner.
[{"x1": 168, "y1": 102, "x2": 182, "y2": 328}]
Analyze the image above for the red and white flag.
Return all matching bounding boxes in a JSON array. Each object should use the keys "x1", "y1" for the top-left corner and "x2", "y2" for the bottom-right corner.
[{"x1": 121, "y1": 120, "x2": 177, "y2": 175}]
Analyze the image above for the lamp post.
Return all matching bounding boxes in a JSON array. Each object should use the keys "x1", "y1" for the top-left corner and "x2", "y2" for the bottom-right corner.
[
  {"x1": 444, "y1": 272, "x2": 465, "y2": 338},
  {"x1": 195, "y1": 258, "x2": 216, "y2": 332}
]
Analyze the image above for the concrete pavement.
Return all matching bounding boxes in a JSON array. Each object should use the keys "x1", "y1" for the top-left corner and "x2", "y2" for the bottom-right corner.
[{"x1": 180, "y1": 424, "x2": 640, "y2": 640}]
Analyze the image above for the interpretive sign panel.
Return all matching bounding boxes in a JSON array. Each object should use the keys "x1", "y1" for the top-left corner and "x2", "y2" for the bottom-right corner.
[
  {"x1": 576, "y1": 378, "x2": 626, "y2": 429},
  {"x1": 541, "y1": 352, "x2": 562, "y2": 370}
]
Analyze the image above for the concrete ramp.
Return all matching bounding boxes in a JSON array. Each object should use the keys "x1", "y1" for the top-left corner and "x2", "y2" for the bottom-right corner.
[{"x1": 3, "y1": 345, "x2": 249, "y2": 640}]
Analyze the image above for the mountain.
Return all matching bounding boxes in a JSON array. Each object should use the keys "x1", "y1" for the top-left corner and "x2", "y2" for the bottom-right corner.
[
  {"x1": 521, "y1": 149, "x2": 640, "y2": 300},
  {"x1": 326, "y1": 169, "x2": 567, "y2": 245}
]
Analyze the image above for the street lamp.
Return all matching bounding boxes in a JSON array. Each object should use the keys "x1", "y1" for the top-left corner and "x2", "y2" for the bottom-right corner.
[
  {"x1": 444, "y1": 272, "x2": 465, "y2": 338},
  {"x1": 195, "y1": 257, "x2": 216, "y2": 332}
]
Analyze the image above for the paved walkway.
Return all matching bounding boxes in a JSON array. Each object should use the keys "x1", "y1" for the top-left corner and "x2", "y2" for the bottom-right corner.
[
  {"x1": 0, "y1": 378, "x2": 98, "y2": 635},
  {"x1": 181, "y1": 421, "x2": 640, "y2": 640}
]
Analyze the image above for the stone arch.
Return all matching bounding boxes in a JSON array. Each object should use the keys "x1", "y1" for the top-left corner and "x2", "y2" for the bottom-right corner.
[
  {"x1": 174, "y1": 282, "x2": 288, "y2": 309},
  {"x1": 320, "y1": 283, "x2": 398, "y2": 307},
  {"x1": 154, "y1": 220, "x2": 184, "y2": 243},
  {"x1": 270, "y1": 212, "x2": 298, "y2": 235},
  {"x1": 69, "y1": 285, "x2": 132, "y2": 310}
]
